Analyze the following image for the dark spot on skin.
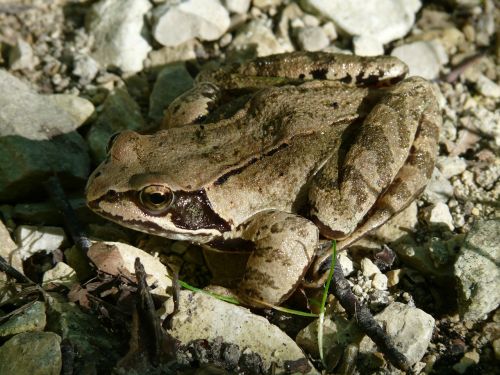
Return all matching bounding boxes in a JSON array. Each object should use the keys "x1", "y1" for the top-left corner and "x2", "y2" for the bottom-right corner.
[
  {"x1": 330, "y1": 101, "x2": 339, "y2": 109},
  {"x1": 310, "y1": 68, "x2": 328, "y2": 80},
  {"x1": 298, "y1": 73, "x2": 305, "y2": 79},
  {"x1": 172, "y1": 103, "x2": 181, "y2": 113}
]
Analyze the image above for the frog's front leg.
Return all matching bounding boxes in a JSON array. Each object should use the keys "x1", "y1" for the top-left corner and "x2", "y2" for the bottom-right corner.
[
  {"x1": 235, "y1": 210, "x2": 319, "y2": 308},
  {"x1": 309, "y1": 77, "x2": 440, "y2": 245}
]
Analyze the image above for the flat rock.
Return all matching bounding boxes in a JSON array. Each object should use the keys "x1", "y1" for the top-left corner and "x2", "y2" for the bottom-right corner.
[
  {"x1": 454, "y1": 219, "x2": 500, "y2": 321},
  {"x1": 88, "y1": 241, "x2": 172, "y2": 297},
  {"x1": 146, "y1": 40, "x2": 200, "y2": 68},
  {"x1": 0, "y1": 301, "x2": 46, "y2": 337},
  {"x1": 47, "y1": 94, "x2": 95, "y2": 126},
  {"x1": 152, "y1": 0, "x2": 230, "y2": 47},
  {"x1": 164, "y1": 290, "x2": 319, "y2": 374},
  {"x1": 87, "y1": 0, "x2": 152, "y2": 72},
  {"x1": 359, "y1": 302, "x2": 435, "y2": 366},
  {"x1": 0, "y1": 219, "x2": 21, "y2": 273},
  {"x1": 422, "y1": 202, "x2": 455, "y2": 231},
  {"x1": 391, "y1": 40, "x2": 448, "y2": 80},
  {"x1": 301, "y1": 0, "x2": 421, "y2": 44},
  {"x1": 222, "y1": 0, "x2": 251, "y2": 14},
  {"x1": 15, "y1": 225, "x2": 67, "y2": 260},
  {"x1": 0, "y1": 70, "x2": 90, "y2": 201},
  {"x1": 149, "y1": 63, "x2": 194, "y2": 123},
  {"x1": 86, "y1": 87, "x2": 145, "y2": 162},
  {"x1": 0, "y1": 332, "x2": 62, "y2": 375}
]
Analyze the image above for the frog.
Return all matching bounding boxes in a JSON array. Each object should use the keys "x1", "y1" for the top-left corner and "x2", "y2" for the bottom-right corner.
[{"x1": 85, "y1": 52, "x2": 441, "y2": 308}]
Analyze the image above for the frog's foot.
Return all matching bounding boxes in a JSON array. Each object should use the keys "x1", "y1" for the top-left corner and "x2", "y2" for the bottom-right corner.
[
  {"x1": 309, "y1": 76, "x2": 441, "y2": 242},
  {"x1": 236, "y1": 210, "x2": 319, "y2": 308},
  {"x1": 162, "y1": 82, "x2": 221, "y2": 129}
]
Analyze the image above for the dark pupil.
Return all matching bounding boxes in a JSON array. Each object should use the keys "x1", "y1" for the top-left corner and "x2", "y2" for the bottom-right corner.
[{"x1": 148, "y1": 192, "x2": 166, "y2": 205}]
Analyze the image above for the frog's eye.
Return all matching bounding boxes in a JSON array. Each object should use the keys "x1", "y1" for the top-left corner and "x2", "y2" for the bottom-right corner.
[
  {"x1": 106, "y1": 132, "x2": 121, "y2": 153},
  {"x1": 138, "y1": 185, "x2": 174, "y2": 213}
]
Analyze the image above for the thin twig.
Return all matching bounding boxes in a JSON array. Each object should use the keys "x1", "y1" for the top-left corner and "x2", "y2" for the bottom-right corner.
[{"x1": 330, "y1": 260, "x2": 410, "y2": 371}]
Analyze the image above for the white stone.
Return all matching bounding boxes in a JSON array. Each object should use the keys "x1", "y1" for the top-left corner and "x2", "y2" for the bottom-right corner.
[
  {"x1": 88, "y1": 241, "x2": 172, "y2": 297},
  {"x1": 87, "y1": 0, "x2": 152, "y2": 72},
  {"x1": 437, "y1": 156, "x2": 467, "y2": 178},
  {"x1": 391, "y1": 40, "x2": 448, "y2": 80},
  {"x1": 15, "y1": 226, "x2": 67, "y2": 260},
  {"x1": 301, "y1": 0, "x2": 421, "y2": 44},
  {"x1": 153, "y1": 0, "x2": 230, "y2": 47},
  {"x1": 72, "y1": 54, "x2": 100, "y2": 82},
  {"x1": 164, "y1": 291, "x2": 319, "y2": 374},
  {"x1": 42, "y1": 262, "x2": 78, "y2": 289},
  {"x1": 353, "y1": 35, "x2": 384, "y2": 56},
  {"x1": 322, "y1": 22, "x2": 337, "y2": 40},
  {"x1": 359, "y1": 302, "x2": 435, "y2": 366},
  {"x1": 475, "y1": 74, "x2": 500, "y2": 98},
  {"x1": 338, "y1": 252, "x2": 354, "y2": 276},
  {"x1": 372, "y1": 273, "x2": 388, "y2": 291},
  {"x1": 422, "y1": 202, "x2": 455, "y2": 231},
  {"x1": 454, "y1": 220, "x2": 500, "y2": 321},
  {"x1": 8, "y1": 38, "x2": 37, "y2": 71},
  {"x1": 296, "y1": 26, "x2": 329, "y2": 51},
  {"x1": 231, "y1": 19, "x2": 293, "y2": 57},
  {"x1": 423, "y1": 168, "x2": 454, "y2": 204},
  {"x1": 361, "y1": 258, "x2": 381, "y2": 278},
  {"x1": 222, "y1": 0, "x2": 250, "y2": 14},
  {"x1": 47, "y1": 94, "x2": 95, "y2": 126},
  {"x1": 0, "y1": 220, "x2": 23, "y2": 278}
]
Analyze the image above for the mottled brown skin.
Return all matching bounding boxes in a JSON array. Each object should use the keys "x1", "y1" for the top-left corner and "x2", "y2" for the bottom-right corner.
[{"x1": 86, "y1": 52, "x2": 441, "y2": 308}]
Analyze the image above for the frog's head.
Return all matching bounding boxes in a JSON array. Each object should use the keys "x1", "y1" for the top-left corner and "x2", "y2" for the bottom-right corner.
[{"x1": 85, "y1": 130, "x2": 231, "y2": 242}]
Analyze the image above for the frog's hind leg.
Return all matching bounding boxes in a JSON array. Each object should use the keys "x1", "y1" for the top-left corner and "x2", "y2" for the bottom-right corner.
[
  {"x1": 309, "y1": 77, "x2": 440, "y2": 244},
  {"x1": 236, "y1": 210, "x2": 319, "y2": 308},
  {"x1": 162, "y1": 82, "x2": 222, "y2": 129}
]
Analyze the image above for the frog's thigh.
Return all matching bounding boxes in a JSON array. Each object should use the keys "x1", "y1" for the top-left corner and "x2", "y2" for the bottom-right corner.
[
  {"x1": 310, "y1": 77, "x2": 439, "y2": 238},
  {"x1": 162, "y1": 82, "x2": 221, "y2": 129},
  {"x1": 237, "y1": 210, "x2": 319, "y2": 308}
]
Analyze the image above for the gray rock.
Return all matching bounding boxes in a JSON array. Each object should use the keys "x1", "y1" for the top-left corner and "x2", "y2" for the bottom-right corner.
[
  {"x1": 454, "y1": 220, "x2": 500, "y2": 321},
  {"x1": 86, "y1": 87, "x2": 145, "y2": 162},
  {"x1": 0, "y1": 70, "x2": 90, "y2": 201},
  {"x1": 0, "y1": 301, "x2": 46, "y2": 337},
  {"x1": 152, "y1": 0, "x2": 230, "y2": 47},
  {"x1": 42, "y1": 262, "x2": 78, "y2": 289},
  {"x1": 359, "y1": 302, "x2": 435, "y2": 366},
  {"x1": 8, "y1": 38, "x2": 37, "y2": 70},
  {"x1": 301, "y1": 0, "x2": 421, "y2": 44},
  {"x1": 391, "y1": 40, "x2": 448, "y2": 80},
  {"x1": 0, "y1": 332, "x2": 62, "y2": 375},
  {"x1": 149, "y1": 63, "x2": 194, "y2": 123},
  {"x1": 87, "y1": 0, "x2": 152, "y2": 72},
  {"x1": 163, "y1": 290, "x2": 319, "y2": 374},
  {"x1": 353, "y1": 35, "x2": 384, "y2": 56},
  {"x1": 46, "y1": 295, "x2": 122, "y2": 373},
  {"x1": 296, "y1": 26, "x2": 329, "y2": 51}
]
